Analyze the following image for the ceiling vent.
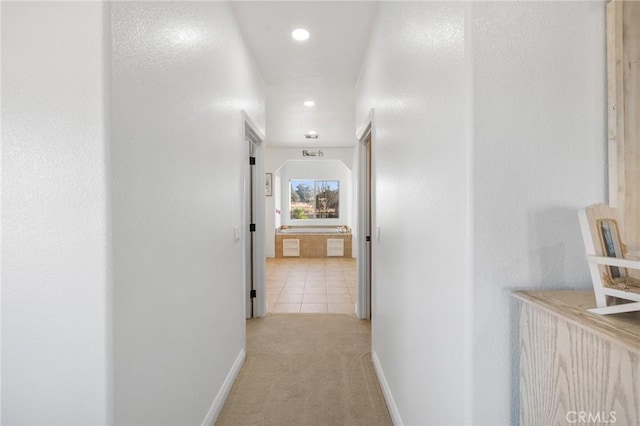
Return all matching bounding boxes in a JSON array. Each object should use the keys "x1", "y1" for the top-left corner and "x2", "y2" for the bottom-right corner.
[{"x1": 305, "y1": 134, "x2": 319, "y2": 139}]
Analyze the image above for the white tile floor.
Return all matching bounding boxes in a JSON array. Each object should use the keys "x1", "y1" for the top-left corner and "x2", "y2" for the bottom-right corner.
[{"x1": 266, "y1": 257, "x2": 357, "y2": 314}]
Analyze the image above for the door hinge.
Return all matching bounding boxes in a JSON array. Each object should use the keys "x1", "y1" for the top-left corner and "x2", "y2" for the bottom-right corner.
[
  {"x1": 250, "y1": 223, "x2": 256, "y2": 232},
  {"x1": 249, "y1": 156, "x2": 256, "y2": 165},
  {"x1": 366, "y1": 236, "x2": 371, "y2": 242},
  {"x1": 250, "y1": 289, "x2": 257, "y2": 298}
]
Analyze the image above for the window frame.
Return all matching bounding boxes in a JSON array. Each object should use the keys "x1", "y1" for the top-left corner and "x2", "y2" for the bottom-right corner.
[{"x1": 289, "y1": 179, "x2": 341, "y2": 220}]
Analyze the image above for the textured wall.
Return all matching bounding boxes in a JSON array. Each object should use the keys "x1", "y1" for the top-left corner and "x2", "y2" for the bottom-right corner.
[
  {"x1": 356, "y1": 3, "x2": 472, "y2": 424},
  {"x1": 1, "y1": 3, "x2": 111, "y2": 424},
  {"x1": 358, "y1": 1, "x2": 606, "y2": 424},
  {"x1": 110, "y1": 2, "x2": 264, "y2": 423},
  {"x1": 470, "y1": 2, "x2": 606, "y2": 424}
]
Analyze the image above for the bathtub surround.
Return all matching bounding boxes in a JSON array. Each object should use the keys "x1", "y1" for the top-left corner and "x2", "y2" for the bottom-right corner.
[{"x1": 275, "y1": 226, "x2": 353, "y2": 258}]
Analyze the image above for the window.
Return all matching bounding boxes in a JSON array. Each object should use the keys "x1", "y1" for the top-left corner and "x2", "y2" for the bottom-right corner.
[{"x1": 290, "y1": 180, "x2": 340, "y2": 219}]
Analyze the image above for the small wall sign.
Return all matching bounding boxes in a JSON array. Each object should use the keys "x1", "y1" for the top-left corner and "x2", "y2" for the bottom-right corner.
[{"x1": 302, "y1": 149, "x2": 324, "y2": 157}]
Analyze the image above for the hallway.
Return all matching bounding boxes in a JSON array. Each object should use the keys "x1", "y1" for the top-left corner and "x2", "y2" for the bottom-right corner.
[
  {"x1": 2, "y1": 1, "x2": 613, "y2": 424},
  {"x1": 216, "y1": 314, "x2": 391, "y2": 426}
]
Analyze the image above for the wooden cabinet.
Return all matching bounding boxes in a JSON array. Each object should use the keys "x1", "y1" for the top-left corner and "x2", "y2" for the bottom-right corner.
[{"x1": 514, "y1": 291, "x2": 639, "y2": 425}]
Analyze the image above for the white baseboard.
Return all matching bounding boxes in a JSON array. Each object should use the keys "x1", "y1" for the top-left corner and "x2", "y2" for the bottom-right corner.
[
  {"x1": 371, "y1": 350, "x2": 403, "y2": 426},
  {"x1": 202, "y1": 349, "x2": 246, "y2": 426}
]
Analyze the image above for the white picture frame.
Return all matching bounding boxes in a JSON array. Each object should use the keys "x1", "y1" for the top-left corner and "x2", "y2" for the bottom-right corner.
[{"x1": 265, "y1": 173, "x2": 272, "y2": 196}]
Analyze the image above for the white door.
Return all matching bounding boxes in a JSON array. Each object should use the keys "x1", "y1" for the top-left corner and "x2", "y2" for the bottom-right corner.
[
  {"x1": 357, "y1": 116, "x2": 373, "y2": 320},
  {"x1": 245, "y1": 138, "x2": 257, "y2": 317},
  {"x1": 243, "y1": 112, "x2": 266, "y2": 318}
]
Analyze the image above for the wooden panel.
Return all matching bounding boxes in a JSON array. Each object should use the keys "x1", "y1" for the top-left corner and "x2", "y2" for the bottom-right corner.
[
  {"x1": 607, "y1": 0, "x2": 624, "y2": 209},
  {"x1": 516, "y1": 291, "x2": 640, "y2": 426},
  {"x1": 622, "y1": 1, "x2": 640, "y2": 255},
  {"x1": 608, "y1": 1, "x2": 640, "y2": 255},
  {"x1": 514, "y1": 291, "x2": 639, "y2": 352}
]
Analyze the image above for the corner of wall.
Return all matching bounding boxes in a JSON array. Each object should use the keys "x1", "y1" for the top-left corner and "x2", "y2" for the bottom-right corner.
[
  {"x1": 462, "y1": 3, "x2": 475, "y2": 424},
  {"x1": 102, "y1": 0, "x2": 115, "y2": 422}
]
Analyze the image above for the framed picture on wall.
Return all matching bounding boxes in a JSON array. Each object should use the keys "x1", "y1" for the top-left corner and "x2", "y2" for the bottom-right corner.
[{"x1": 265, "y1": 173, "x2": 273, "y2": 196}]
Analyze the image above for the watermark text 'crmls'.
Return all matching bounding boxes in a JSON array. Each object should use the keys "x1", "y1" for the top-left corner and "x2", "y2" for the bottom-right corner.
[{"x1": 566, "y1": 411, "x2": 617, "y2": 424}]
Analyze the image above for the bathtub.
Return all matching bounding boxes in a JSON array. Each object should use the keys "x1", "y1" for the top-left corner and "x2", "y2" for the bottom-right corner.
[
  {"x1": 275, "y1": 226, "x2": 352, "y2": 257},
  {"x1": 278, "y1": 227, "x2": 346, "y2": 234}
]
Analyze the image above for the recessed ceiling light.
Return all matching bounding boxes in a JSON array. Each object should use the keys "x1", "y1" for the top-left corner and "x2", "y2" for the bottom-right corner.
[
  {"x1": 308, "y1": 130, "x2": 317, "y2": 135},
  {"x1": 303, "y1": 100, "x2": 315, "y2": 107},
  {"x1": 291, "y1": 28, "x2": 310, "y2": 41}
]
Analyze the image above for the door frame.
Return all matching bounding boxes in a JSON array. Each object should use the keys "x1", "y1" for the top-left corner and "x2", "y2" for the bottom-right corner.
[
  {"x1": 242, "y1": 111, "x2": 267, "y2": 318},
  {"x1": 356, "y1": 109, "x2": 375, "y2": 320}
]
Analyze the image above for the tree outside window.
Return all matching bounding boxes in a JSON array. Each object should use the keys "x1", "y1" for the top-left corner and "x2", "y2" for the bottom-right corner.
[{"x1": 290, "y1": 180, "x2": 339, "y2": 219}]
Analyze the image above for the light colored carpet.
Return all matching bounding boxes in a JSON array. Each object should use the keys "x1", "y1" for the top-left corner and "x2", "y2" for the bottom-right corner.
[{"x1": 216, "y1": 314, "x2": 392, "y2": 426}]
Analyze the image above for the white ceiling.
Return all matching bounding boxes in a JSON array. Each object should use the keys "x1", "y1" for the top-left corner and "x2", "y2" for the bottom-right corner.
[{"x1": 231, "y1": 1, "x2": 379, "y2": 147}]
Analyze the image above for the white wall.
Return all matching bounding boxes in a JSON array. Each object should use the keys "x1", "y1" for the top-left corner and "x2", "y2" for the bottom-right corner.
[
  {"x1": 1, "y1": 3, "x2": 112, "y2": 424},
  {"x1": 110, "y1": 2, "x2": 264, "y2": 424},
  {"x1": 264, "y1": 147, "x2": 354, "y2": 257},
  {"x1": 266, "y1": 147, "x2": 354, "y2": 171},
  {"x1": 357, "y1": 3, "x2": 472, "y2": 424},
  {"x1": 470, "y1": 2, "x2": 606, "y2": 424},
  {"x1": 279, "y1": 161, "x2": 351, "y2": 227},
  {"x1": 357, "y1": 2, "x2": 606, "y2": 425}
]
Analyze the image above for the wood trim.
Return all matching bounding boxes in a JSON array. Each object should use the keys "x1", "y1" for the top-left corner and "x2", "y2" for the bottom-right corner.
[
  {"x1": 607, "y1": 1, "x2": 640, "y2": 254},
  {"x1": 622, "y1": 2, "x2": 640, "y2": 254},
  {"x1": 513, "y1": 291, "x2": 640, "y2": 353},
  {"x1": 607, "y1": 0, "x2": 623, "y2": 208}
]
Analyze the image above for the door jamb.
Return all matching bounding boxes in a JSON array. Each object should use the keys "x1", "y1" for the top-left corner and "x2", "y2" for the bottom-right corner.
[
  {"x1": 242, "y1": 111, "x2": 266, "y2": 318},
  {"x1": 356, "y1": 109, "x2": 374, "y2": 320}
]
